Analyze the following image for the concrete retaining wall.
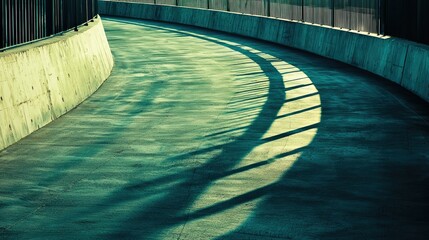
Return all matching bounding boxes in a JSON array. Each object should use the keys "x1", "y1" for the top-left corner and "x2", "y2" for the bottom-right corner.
[
  {"x1": 0, "y1": 17, "x2": 114, "y2": 151},
  {"x1": 99, "y1": 1, "x2": 429, "y2": 103}
]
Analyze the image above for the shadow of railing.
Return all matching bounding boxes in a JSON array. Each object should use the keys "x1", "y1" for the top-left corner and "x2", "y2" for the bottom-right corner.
[
  {"x1": 95, "y1": 18, "x2": 324, "y2": 239},
  {"x1": 100, "y1": 18, "x2": 429, "y2": 239},
  {"x1": 102, "y1": 19, "x2": 291, "y2": 239}
]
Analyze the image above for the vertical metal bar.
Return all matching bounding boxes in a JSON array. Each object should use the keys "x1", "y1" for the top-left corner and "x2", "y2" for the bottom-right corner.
[
  {"x1": 21, "y1": 0, "x2": 24, "y2": 43},
  {"x1": 0, "y1": 0, "x2": 3, "y2": 49},
  {"x1": 10, "y1": 0, "x2": 13, "y2": 46},
  {"x1": 7, "y1": 0, "x2": 9, "y2": 45},
  {"x1": 18, "y1": 0, "x2": 21, "y2": 44},
  {"x1": 267, "y1": 0, "x2": 270, "y2": 17},
  {"x1": 59, "y1": 0, "x2": 62, "y2": 32},
  {"x1": 27, "y1": 0, "x2": 30, "y2": 41},
  {"x1": 36, "y1": 0, "x2": 40, "y2": 38},
  {"x1": 11, "y1": 0, "x2": 13, "y2": 46},
  {"x1": 357, "y1": 0, "x2": 361, "y2": 32},
  {"x1": 53, "y1": 0, "x2": 56, "y2": 34},
  {"x1": 348, "y1": 0, "x2": 351, "y2": 30},
  {"x1": 43, "y1": 0, "x2": 47, "y2": 37},
  {"x1": 331, "y1": 0, "x2": 335, "y2": 27},
  {"x1": 14, "y1": 0, "x2": 17, "y2": 44},
  {"x1": 43, "y1": 0, "x2": 46, "y2": 35},
  {"x1": 29, "y1": 0, "x2": 32, "y2": 41},
  {"x1": 52, "y1": 0, "x2": 55, "y2": 33},
  {"x1": 85, "y1": 0, "x2": 88, "y2": 22},
  {"x1": 301, "y1": 0, "x2": 304, "y2": 22},
  {"x1": 9, "y1": 0, "x2": 11, "y2": 46},
  {"x1": 18, "y1": 0, "x2": 20, "y2": 43},
  {"x1": 36, "y1": 0, "x2": 38, "y2": 38},
  {"x1": 379, "y1": 0, "x2": 385, "y2": 35},
  {"x1": 11, "y1": 0, "x2": 14, "y2": 45},
  {"x1": 74, "y1": 0, "x2": 78, "y2": 31},
  {"x1": 5, "y1": 0, "x2": 8, "y2": 47},
  {"x1": 90, "y1": 0, "x2": 94, "y2": 21},
  {"x1": 38, "y1": 0, "x2": 41, "y2": 38},
  {"x1": 25, "y1": 0, "x2": 28, "y2": 42},
  {"x1": 40, "y1": 0, "x2": 43, "y2": 38},
  {"x1": 84, "y1": 0, "x2": 88, "y2": 25},
  {"x1": 2, "y1": 0, "x2": 5, "y2": 48},
  {"x1": 40, "y1": 0, "x2": 42, "y2": 36},
  {"x1": 47, "y1": 0, "x2": 51, "y2": 35},
  {"x1": 8, "y1": 0, "x2": 10, "y2": 45},
  {"x1": 11, "y1": 0, "x2": 14, "y2": 46},
  {"x1": 35, "y1": 0, "x2": 37, "y2": 38},
  {"x1": 38, "y1": 0, "x2": 40, "y2": 38}
]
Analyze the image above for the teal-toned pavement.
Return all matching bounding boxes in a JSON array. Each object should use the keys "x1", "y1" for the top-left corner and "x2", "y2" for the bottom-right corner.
[{"x1": 1, "y1": 17, "x2": 429, "y2": 239}]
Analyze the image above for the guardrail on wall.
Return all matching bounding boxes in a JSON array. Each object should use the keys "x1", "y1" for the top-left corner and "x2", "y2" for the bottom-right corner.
[
  {"x1": 0, "y1": 0, "x2": 98, "y2": 50},
  {"x1": 110, "y1": 0, "x2": 429, "y2": 45}
]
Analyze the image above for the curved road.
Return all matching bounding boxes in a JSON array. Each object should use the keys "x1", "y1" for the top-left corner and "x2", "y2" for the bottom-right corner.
[{"x1": 1, "y1": 17, "x2": 429, "y2": 239}]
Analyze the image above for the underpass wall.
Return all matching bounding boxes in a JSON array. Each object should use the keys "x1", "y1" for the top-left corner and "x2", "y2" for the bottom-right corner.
[
  {"x1": 0, "y1": 17, "x2": 114, "y2": 151},
  {"x1": 99, "y1": 1, "x2": 429, "y2": 103}
]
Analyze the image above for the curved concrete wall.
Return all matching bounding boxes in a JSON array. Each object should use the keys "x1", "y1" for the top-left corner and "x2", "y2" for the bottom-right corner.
[
  {"x1": 99, "y1": 1, "x2": 429, "y2": 103},
  {"x1": 0, "y1": 17, "x2": 114, "y2": 151}
]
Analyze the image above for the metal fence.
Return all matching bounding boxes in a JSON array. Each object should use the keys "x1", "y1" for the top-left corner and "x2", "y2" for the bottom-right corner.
[
  {"x1": 115, "y1": 0, "x2": 382, "y2": 33},
  {"x1": 1, "y1": 0, "x2": 98, "y2": 50},
  {"x1": 112, "y1": 0, "x2": 428, "y2": 45},
  {"x1": 384, "y1": 0, "x2": 429, "y2": 45}
]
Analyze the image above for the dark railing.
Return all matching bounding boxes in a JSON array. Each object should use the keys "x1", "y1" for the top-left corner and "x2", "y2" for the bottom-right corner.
[
  {"x1": 1, "y1": 0, "x2": 98, "y2": 51},
  {"x1": 111, "y1": 0, "x2": 428, "y2": 45}
]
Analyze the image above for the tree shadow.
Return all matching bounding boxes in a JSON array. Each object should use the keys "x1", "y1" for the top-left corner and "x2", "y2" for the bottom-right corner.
[{"x1": 97, "y1": 18, "x2": 288, "y2": 239}]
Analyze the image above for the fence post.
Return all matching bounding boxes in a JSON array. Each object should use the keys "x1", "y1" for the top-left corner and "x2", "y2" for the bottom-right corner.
[
  {"x1": 46, "y1": 0, "x2": 52, "y2": 35},
  {"x1": 0, "y1": 0, "x2": 3, "y2": 49},
  {"x1": 379, "y1": 0, "x2": 385, "y2": 35},
  {"x1": 52, "y1": 0, "x2": 56, "y2": 33},
  {"x1": 85, "y1": 0, "x2": 89, "y2": 25},
  {"x1": 266, "y1": 0, "x2": 270, "y2": 17},
  {"x1": 226, "y1": 0, "x2": 230, "y2": 11},
  {"x1": 208, "y1": 0, "x2": 210, "y2": 9},
  {"x1": 91, "y1": 0, "x2": 95, "y2": 21},
  {"x1": 85, "y1": 0, "x2": 90, "y2": 23},
  {"x1": 301, "y1": 0, "x2": 304, "y2": 22},
  {"x1": 74, "y1": 0, "x2": 78, "y2": 31},
  {"x1": 60, "y1": 0, "x2": 64, "y2": 29},
  {"x1": 331, "y1": 0, "x2": 335, "y2": 27}
]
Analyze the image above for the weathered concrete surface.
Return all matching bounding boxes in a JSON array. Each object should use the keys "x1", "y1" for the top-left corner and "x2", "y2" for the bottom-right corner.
[
  {"x1": 99, "y1": 1, "x2": 429, "y2": 103},
  {"x1": 0, "y1": 17, "x2": 114, "y2": 151},
  {"x1": 401, "y1": 44, "x2": 429, "y2": 101},
  {"x1": 0, "y1": 18, "x2": 429, "y2": 239}
]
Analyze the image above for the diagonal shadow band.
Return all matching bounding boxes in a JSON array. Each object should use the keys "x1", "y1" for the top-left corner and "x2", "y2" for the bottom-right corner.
[{"x1": 99, "y1": 18, "x2": 287, "y2": 239}]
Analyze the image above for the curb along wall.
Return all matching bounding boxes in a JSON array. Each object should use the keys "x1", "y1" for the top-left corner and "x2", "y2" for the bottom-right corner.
[
  {"x1": 0, "y1": 17, "x2": 114, "y2": 151},
  {"x1": 99, "y1": 1, "x2": 429, "y2": 103}
]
